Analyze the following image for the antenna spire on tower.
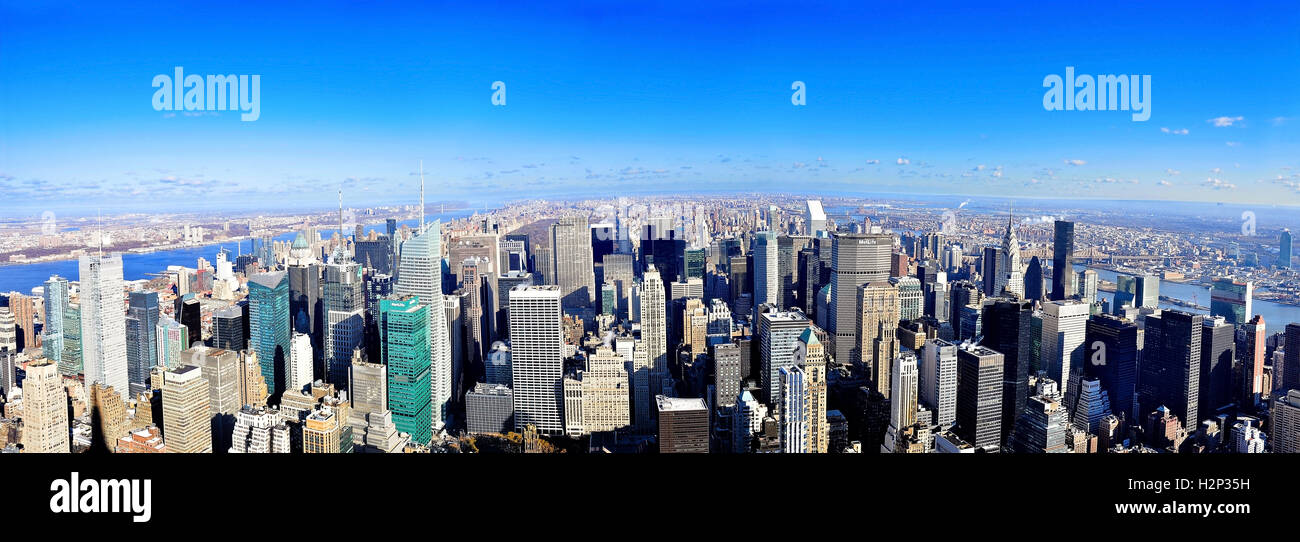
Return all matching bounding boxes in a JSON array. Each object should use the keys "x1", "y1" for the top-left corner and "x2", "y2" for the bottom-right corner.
[{"x1": 419, "y1": 160, "x2": 425, "y2": 234}]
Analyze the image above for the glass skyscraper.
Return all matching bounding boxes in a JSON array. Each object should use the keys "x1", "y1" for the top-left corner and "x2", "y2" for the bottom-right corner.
[
  {"x1": 248, "y1": 271, "x2": 291, "y2": 396},
  {"x1": 381, "y1": 296, "x2": 432, "y2": 445}
]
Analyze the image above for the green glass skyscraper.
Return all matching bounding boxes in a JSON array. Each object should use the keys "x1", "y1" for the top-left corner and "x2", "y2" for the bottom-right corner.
[
  {"x1": 249, "y1": 271, "x2": 292, "y2": 396},
  {"x1": 381, "y1": 295, "x2": 432, "y2": 445}
]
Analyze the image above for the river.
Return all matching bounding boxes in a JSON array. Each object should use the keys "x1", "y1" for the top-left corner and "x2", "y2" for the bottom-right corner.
[
  {"x1": 1074, "y1": 264, "x2": 1300, "y2": 329},
  {"x1": 0, "y1": 211, "x2": 474, "y2": 294}
]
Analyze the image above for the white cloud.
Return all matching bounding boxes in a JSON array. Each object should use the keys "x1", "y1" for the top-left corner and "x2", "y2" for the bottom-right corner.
[
  {"x1": 1160, "y1": 127, "x2": 1189, "y2": 135},
  {"x1": 1208, "y1": 116, "x2": 1244, "y2": 127},
  {"x1": 1165, "y1": 168, "x2": 1180, "y2": 175},
  {"x1": 1064, "y1": 159, "x2": 1086, "y2": 166},
  {"x1": 896, "y1": 157, "x2": 910, "y2": 165},
  {"x1": 865, "y1": 159, "x2": 880, "y2": 165}
]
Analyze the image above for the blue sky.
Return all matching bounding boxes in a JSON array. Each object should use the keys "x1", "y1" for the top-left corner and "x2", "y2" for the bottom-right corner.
[{"x1": 2, "y1": 0, "x2": 1299, "y2": 217}]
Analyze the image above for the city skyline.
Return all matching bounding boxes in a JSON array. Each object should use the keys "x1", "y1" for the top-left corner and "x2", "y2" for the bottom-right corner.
[{"x1": 3, "y1": 1, "x2": 1300, "y2": 216}]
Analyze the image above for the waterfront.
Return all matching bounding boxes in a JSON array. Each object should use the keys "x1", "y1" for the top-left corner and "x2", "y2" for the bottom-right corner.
[
  {"x1": 1077, "y1": 264, "x2": 1300, "y2": 329},
  {"x1": 0, "y1": 211, "x2": 472, "y2": 294}
]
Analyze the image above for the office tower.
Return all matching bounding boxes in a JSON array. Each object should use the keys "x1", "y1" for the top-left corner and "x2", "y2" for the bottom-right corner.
[
  {"x1": 1199, "y1": 317, "x2": 1236, "y2": 418},
  {"x1": 1283, "y1": 323, "x2": 1300, "y2": 394},
  {"x1": 1024, "y1": 257, "x2": 1044, "y2": 302},
  {"x1": 955, "y1": 343, "x2": 1004, "y2": 449},
  {"x1": 883, "y1": 351, "x2": 919, "y2": 453},
  {"x1": 1135, "y1": 274, "x2": 1160, "y2": 310},
  {"x1": 753, "y1": 231, "x2": 779, "y2": 310},
  {"x1": 229, "y1": 405, "x2": 291, "y2": 453},
  {"x1": 323, "y1": 260, "x2": 366, "y2": 391},
  {"x1": 1070, "y1": 378, "x2": 1112, "y2": 435},
  {"x1": 286, "y1": 333, "x2": 312, "y2": 393},
  {"x1": 601, "y1": 254, "x2": 634, "y2": 319},
  {"x1": 550, "y1": 216, "x2": 597, "y2": 309},
  {"x1": 162, "y1": 365, "x2": 213, "y2": 453},
  {"x1": 124, "y1": 291, "x2": 160, "y2": 396},
  {"x1": 497, "y1": 271, "x2": 535, "y2": 337},
  {"x1": 238, "y1": 351, "x2": 268, "y2": 408},
  {"x1": 727, "y1": 255, "x2": 749, "y2": 305},
  {"x1": 758, "y1": 309, "x2": 811, "y2": 405},
  {"x1": 485, "y1": 341, "x2": 512, "y2": 386},
  {"x1": 628, "y1": 340, "x2": 652, "y2": 433},
  {"x1": 890, "y1": 251, "x2": 909, "y2": 278},
  {"x1": 42, "y1": 275, "x2": 68, "y2": 367},
  {"x1": 9, "y1": 293, "x2": 37, "y2": 352},
  {"x1": 995, "y1": 207, "x2": 1024, "y2": 298},
  {"x1": 891, "y1": 276, "x2": 922, "y2": 321},
  {"x1": 286, "y1": 234, "x2": 323, "y2": 362},
  {"x1": 915, "y1": 261, "x2": 940, "y2": 312},
  {"x1": 80, "y1": 252, "x2": 128, "y2": 401},
  {"x1": 182, "y1": 346, "x2": 241, "y2": 454},
  {"x1": 303, "y1": 403, "x2": 353, "y2": 453},
  {"x1": 466, "y1": 383, "x2": 514, "y2": 434},
  {"x1": 656, "y1": 396, "x2": 708, "y2": 453},
  {"x1": 684, "y1": 247, "x2": 707, "y2": 281},
  {"x1": 1077, "y1": 269, "x2": 1098, "y2": 304},
  {"x1": 60, "y1": 302, "x2": 82, "y2": 376},
  {"x1": 0, "y1": 350, "x2": 13, "y2": 397},
  {"x1": 155, "y1": 315, "x2": 187, "y2": 370},
  {"x1": 793, "y1": 327, "x2": 828, "y2": 452},
  {"x1": 1237, "y1": 315, "x2": 1266, "y2": 409},
  {"x1": 579, "y1": 347, "x2": 631, "y2": 432},
  {"x1": 1271, "y1": 390, "x2": 1300, "y2": 453},
  {"x1": 982, "y1": 299, "x2": 1032, "y2": 442},
  {"x1": 1113, "y1": 274, "x2": 1137, "y2": 313},
  {"x1": 1041, "y1": 300, "x2": 1089, "y2": 406},
  {"x1": 1085, "y1": 314, "x2": 1139, "y2": 420},
  {"x1": 394, "y1": 220, "x2": 453, "y2": 427},
  {"x1": 1050, "y1": 220, "x2": 1074, "y2": 301},
  {"x1": 639, "y1": 267, "x2": 668, "y2": 398},
  {"x1": 509, "y1": 285, "x2": 564, "y2": 435},
  {"x1": 714, "y1": 342, "x2": 742, "y2": 408},
  {"x1": 1139, "y1": 310, "x2": 1204, "y2": 429},
  {"x1": 346, "y1": 358, "x2": 406, "y2": 453},
  {"x1": 857, "y1": 282, "x2": 900, "y2": 390},
  {"x1": 212, "y1": 305, "x2": 245, "y2": 351},
  {"x1": 806, "y1": 200, "x2": 826, "y2": 234},
  {"x1": 248, "y1": 271, "x2": 291, "y2": 396},
  {"x1": 21, "y1": 359, "x2": 69, "y2": 453},
  {"x1": 458, "y1": 258, "x2": 489, "y2": 367},
  {"x1": 175, "y1": 295, "x2": 201, "y2": 347},
  {"x1": 377, "y1": 296, "x2": 432, "y2": 445},
  {"x1": 1280, "y1": 229, "x2": 1293, "y2": 268},
  {"x1": 949, "y1": 281, "x2": 982, "y2": 328},
  {"x1": 0, "y1": 308, "x2": 15, "y2": 354},
  {"x1": 920, "y1": 338, "x2": 958, "y2": 429},
  {"x1": 778, "y1": 236, "x2": 811, "y2": 309},
  {"x1": 981, "y1": 246, "x2": 1001, "y2": 297},
  {"x1": 1210, "y1": 278, "x2": 1253, "y2": 326},
  {"x1": 354, "y1": 237, "x2": 393, "y2": 275},
  {"x1": 778, "y1": 365, "x2": 808, "y2": 453},
  {"x1": 532, "y1": 245, "x2": 553, "y2": 285},
  {"x1": 682, "y1": 298, "x2": 708, "y2": 358},
  {"x1": 829, "y1": 233, "x2": 892, "y2": 365},
  {"x1": 1008, "y1": 377, "x2": 1069, "y2": 453}
]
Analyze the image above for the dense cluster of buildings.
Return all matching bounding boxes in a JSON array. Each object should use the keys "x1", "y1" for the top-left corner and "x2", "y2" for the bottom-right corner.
[{"x1": 1, "y1": 191, "x2": 1298, "y2": 455}]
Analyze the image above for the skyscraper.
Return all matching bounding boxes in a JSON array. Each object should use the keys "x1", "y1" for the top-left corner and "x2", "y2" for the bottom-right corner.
[
  {"x1": 829, "y1": 233, "x2": 892, "y2": 364},
  {"x1": 323, "y1": 260, "x2": 366, "y2": 391},
  {"x1": 380, "y1": 296, "x2": 433, "y2": 445},
  {"x1": 955, "y1": 343, "x2": 1004, "y2": 450},
  {"x1": 995, "y1": 205, "x2": 1024, "y2": 298},
  {"x1": 857, "y1": 282, "x2": 899, "y2": 391},
  {"x1": 248, "y1": 271, "x2": 291, "y2": 397},
  {"x1": 1008, "y1": 377, "x2": 1068, "y2": 453},
  {"x1": 286, "y1": 232, "x2": 323, "y2": 370},
  {"x1": 510, "y1": 285, "x2": 564, "y2": 435},
  {"x1": 1279, "y1": 228, "x2": 1293, "y2": 269},
  {"x1": 883, "y1": 351, "x2": 919, "y2": 453},
  {"x1": 758, "y1": 309, "x2": 811, "y2": 406},
  {"x1": 656, "y1": 396, "x2": 709, "y2": 453},
  {"x1": 1041, "y1": 300, "x2": 1089, "y2": 407},
  {"x1": 1271, "y1": 389, "x2": 1300, "y2": 454},
  {"x1": 161, "y1": 365, "x2": 213, "y2": 453},
  {"x1": 982, "y1": 299, "x2": 1032, "y2": 442},
  {"x1": 778, "y1": 365, "x2": 807, "y2": 453},
  {"x1": 125, "y1": 291, "x2": 160, "y2": 396},
  {"x1": 753, "y1": 231, "x2": 779, "y2": 310},
  {"x1": 21, "y1": 359, "x2": 69, "y2": 453},
  {"x1": 793, "y1": 327, "x2": 828, "y2": 452},
  {"x1": 1282, "y1": 323, "x2": 1300, "y2": 394},
  {"x1": 394, "y1": 220, "x2": 453, "y2": 427},
  {"x1": 1084, "y1": 314, "x2": 1139, "y2": 420},
  {"x1": 1139, "y1": 310, "x2": 1204, "y2": 429},
  {"x1": 1050, "y1": 220, "x2": 1074, "y2": 301},
  {"x1": 551, "y1": 215, "x2": 597, "y2": 309},
  {"x1": 1199, "y1": 316, "x2": 1236, "y2": 419},
  {"x1": 1024, "y1": 256, "x2": 1044, "y2": 302},
  {"x1": 920, "y1": 338, "x2": 958, "y2": 429},
  {"x1": 42, "y1": 275, "x2": 69, "y2": 368},
  {"x1": 1209, "y1": 277, "x2": 1253, "y2": 326},
  {"x1": 80, "y1": 252, "x2": 128, "y2": 401},
  {"x1": 1236, "y1": 315, "x2": 1266, "y2": 409},
  {"x1": 639, "y1": 267, "x2": 669, "y2": 398}
]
